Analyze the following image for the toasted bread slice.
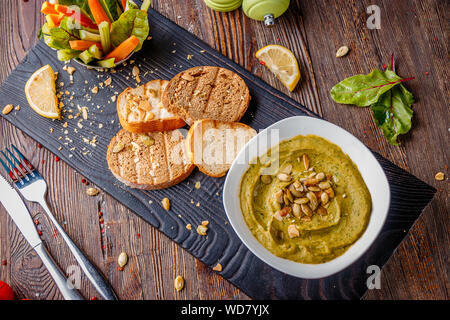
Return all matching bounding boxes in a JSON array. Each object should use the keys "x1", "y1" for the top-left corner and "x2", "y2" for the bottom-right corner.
[
  {"x1": 162, "y1": 66, "x2": 251, "y2": 126},
  {"x1": 117, "y1": 80, "x2": 186, "y2": 133},
  {"x1": 107, "y1": 129, "x2": 194, "y2": 190},
  {"x1": 185, "y1": 119, "x2": 257, "y2": 177}
]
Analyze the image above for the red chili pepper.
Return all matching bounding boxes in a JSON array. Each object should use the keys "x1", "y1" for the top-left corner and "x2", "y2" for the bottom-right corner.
[{"x1": 90, "y1": 296, "x2": 98, "y2": 300}]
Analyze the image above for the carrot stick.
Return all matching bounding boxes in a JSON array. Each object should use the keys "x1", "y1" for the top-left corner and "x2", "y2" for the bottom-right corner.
[
  {"x1": 69, "y1": 40, "x2": 102, "y2": 51},
  {"x1": 121, "y1": 0, "x2": 127, "y2": 10},
  {"x1": 104, "y1": 35, "x2": 139, "y2": 62},
  {"x1": 41, "y1": 2, "x2": 58, "y2": 15},
  {"x1": 88, "y1": 0, "x2": 111, "y2": 25}
]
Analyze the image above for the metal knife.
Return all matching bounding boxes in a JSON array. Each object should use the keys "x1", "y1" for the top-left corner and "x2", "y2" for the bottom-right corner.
[{"x1": 0, "y1": 174, "x2": 83, "y2": 300}]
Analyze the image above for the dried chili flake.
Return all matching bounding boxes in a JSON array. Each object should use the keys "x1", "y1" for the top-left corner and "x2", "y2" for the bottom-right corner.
[
  {"x1": 37, "y1": 143, "x2": 42, "y2": 149},
  {"x1": 41, "y1": 160, "x2": 45, "y2": 164},
  {"x1": 55, "y1": 156, "x2": 60, "y2": 162},
  {"x1": 90, "y1": 296, "x2": 98, "y2": 300},
  {"x1": 38, "y1": 230, "x2": 43, "y2": 236},
  {"x1": 259, "y1": 61, "x2": 266, "y2": 66},
  {"x1": 425, "y1": 71, "x2": 429, "y2": 75},
  {"x1": 34, "y1": 219, "x2": 39, "y2": 225},
  {"x1": 1, "y1": 260, "x2": 6, "y2": 266},
  {"x1": 117, "y1": 266, "x2": 124, "y2": 271},
  {"x1": 81, "y1": 178, "x2": 87, "y2": 184},
  {"x1": 136, "y1": 233, "x2": 141, "y2": 238}
]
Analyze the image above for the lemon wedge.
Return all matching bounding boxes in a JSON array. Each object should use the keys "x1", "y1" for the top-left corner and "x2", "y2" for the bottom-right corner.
[
  {"x1": 255, "y1": 45, "x2": 300, "y2": 92},
  {"x1": 25, "y1": 65, "x2": 60, "y2": 119}
]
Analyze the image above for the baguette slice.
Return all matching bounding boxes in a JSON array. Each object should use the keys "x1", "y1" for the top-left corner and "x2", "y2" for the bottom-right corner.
[
  {"x1": 107, "y1": 129, "x2": 194, "y2": 190},
  {"x1": 117, "y1": 79, "x2": 186, "y2": 133},
  {"x1": 185, "y1": 119, "x2": 257, "y2": 177},
  {"x1": 162, "y1": 66, "x2": 251, "y2": 126}
]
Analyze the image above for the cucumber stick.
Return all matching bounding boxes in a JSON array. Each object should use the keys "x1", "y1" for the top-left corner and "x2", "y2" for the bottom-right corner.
[{"x1": 99, "y1": 21, "x2": 111, "y2": 54}]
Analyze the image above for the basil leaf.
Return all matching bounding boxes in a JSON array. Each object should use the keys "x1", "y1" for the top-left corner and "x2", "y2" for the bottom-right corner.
[
  {"x1": 370, "y1": 84, "x2": 414, "y2": 145},
  {"x1": 330, "y1": 69, "x2": 404, "y2": 107},
  {"x1": 110, "y1": 9, "x2": 149, "y2": 52}
]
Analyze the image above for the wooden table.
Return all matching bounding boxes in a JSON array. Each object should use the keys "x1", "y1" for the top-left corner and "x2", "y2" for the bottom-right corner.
[{"x1": 0, "y1": 0, "x2": 447, "y2": 300}]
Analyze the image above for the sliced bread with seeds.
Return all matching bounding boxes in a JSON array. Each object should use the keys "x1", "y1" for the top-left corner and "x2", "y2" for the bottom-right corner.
[
  {"x1": 107, "y1": 129, "x2": 194, "y2": 190},
  {"x1": 117, "y1": 79, "x2": 185, "y2": 133},
  {"x1": 185, "y1": 119, "x2": 256, "y2": 177},
  {"x1": 162, "y1": 66, "x2": 251, "y2": 126}
]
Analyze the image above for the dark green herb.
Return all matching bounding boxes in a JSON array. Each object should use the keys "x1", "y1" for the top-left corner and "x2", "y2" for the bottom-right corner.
[{"x1": 330, "y1": 56, "x2": 415, "y2": 145}]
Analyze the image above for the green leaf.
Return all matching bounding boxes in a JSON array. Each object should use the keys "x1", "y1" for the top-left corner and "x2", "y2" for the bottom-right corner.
[
  {"x1": 57, "y1": 49, "x2": 82, "y2": 61},
  {"x1": 59, "y1": 16, "x2": 81, "y2": 39},
  {"x1": 330, "y1": 69, "x2": 405, "y2": 107},
  {"x1": 370, "y1": 84, "x2": 414, "y2": 145},
  {"x1": 110, "y1": 9, "x2": 149, "y2": 52},
  {"x1": 100, "y1": 0, "x2": 122, "y2": 21}
]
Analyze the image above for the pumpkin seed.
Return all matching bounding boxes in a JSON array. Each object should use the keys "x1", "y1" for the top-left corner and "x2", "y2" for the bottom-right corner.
[
  {"x1": 279, "y1": 206, "x2": 292, "y2": 217},
  {"x1": 301, "y1": 204, "x2": 312, "y2": 216},
  {"x1": 174, "y1": 275, "x2": 185, "y2": 292},
  {"x1": 275, "y1": 190, "x2": 284, "y2": 203},
  {"x1": 2, "y1": 104, "x2": 13, "y2": 115},
  {"x1": 260, "y1": 175, "x2": 272, "y2": 184},
  {"x1": 304, "y1": 178, "x2": 319, "y2": 186},
  {"x1": 294, "y1": 197, "x2": 309, "y2": 204},
  {"x1": 308, "y1": 186, "x2": 321, "y2": 192},
  {"x1": 336, "y1": 45, "x2": 350, "y2": 58},
  {"x1": 307, "y1": 192, "x2": 318, "y2": 210},
  {"x1": 326, "y1": 188, "x2": 335, "y2": 198},
  {"x1": 277, "y1": 173, "x2": 291, "y2": 181},
  {"x1": 288, "y1": 184, "x2": 303, "y2": 197},
  {"x1": 319, "y1": 181, "x2": 331, "y2": 189},
  {"x1": 302, "y1": 154, "x2": 309, "y2": 170},
  {"x1": 292, "y1": 203, "x2": 301, "y2": 218},
  {"x1": 315, "y1": 172, "x2": 325, "y2": 181},
  {"x1": 321, "y1": 192, "x2": 329, "y2": 205},
  {"x1": 285, "y1": 189, "x2": 294, "y2": 202},
  {"x1": 112, "y1": 142, "x2": 125, "y2": 153},
  {"x1": 140, "y1": 134, "x2": 155, "y2": 146},
  {"x1": 117, "y1": 252, "x2": 128, "y2": 268}
]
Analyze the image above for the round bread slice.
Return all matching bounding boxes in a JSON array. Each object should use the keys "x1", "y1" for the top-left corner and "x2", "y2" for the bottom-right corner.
[
  {"x1": 185, "y1": 119, "x2": 257, "y2": 177},
  {"x1": 107, "y1": 129, "x2": 194, "y2": 190},
  {"x1": 162, "y1": 66, "x2": 251, "y2": 126},
  {"x1": 117, "y1": 79, "x2": 186, "y2": 133}
]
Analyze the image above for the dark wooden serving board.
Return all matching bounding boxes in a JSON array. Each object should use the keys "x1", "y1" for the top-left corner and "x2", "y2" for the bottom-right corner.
[{"x1": 0, "y1": 8, "x2": 436, "y2": 299}]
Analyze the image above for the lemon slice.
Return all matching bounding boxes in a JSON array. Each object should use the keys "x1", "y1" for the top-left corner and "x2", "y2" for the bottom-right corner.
[
  {"x1": 25, "y1": 65, "x2": 60, "y2": 119},
  {"x1": 255, "y1": 45, "x2": 300, "y2": 92}
]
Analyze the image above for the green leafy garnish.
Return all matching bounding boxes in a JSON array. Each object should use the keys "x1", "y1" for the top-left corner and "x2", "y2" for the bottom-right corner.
[
  {"x1": 330, "y1": 56, "x2": 415, "y2": 145},
  {"x1": 370, "y1": 84, "x2": 414, "y2": 145},
  {"x1": 110, "y1": 9, "x2": 149, "y2": 52}
]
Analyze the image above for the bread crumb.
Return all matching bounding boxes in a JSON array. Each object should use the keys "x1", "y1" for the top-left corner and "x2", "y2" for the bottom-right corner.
[
  {"x1": 161, "y1": 197, "x2": 170, "y2": 211},
  {"x1": 91, "y1": 86, "x2": 98, "y2": 94},
  {"x1": 435, "y1": 172, "x2": 445, "y2": 181},
  {"x1": 194, "y1": 181, "x2": 201, "y2": 189},
  {"x1": 186, "y1": 224, "x2": 192, "y2": 230}
]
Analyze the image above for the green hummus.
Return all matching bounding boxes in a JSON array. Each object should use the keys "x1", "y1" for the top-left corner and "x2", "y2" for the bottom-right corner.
[{"x1": 239, "y1": 135, "x2": 372, "y2": 264}]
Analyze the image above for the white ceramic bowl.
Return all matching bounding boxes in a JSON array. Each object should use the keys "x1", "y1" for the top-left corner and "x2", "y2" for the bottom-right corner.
[{"x1": 223, "y1": 116, "x2": 390, "y2": 279}]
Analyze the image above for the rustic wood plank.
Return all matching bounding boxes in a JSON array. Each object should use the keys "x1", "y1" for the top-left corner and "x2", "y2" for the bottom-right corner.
[{"x1": 0, "y1": 0, "x2": 446, "y2": 300}]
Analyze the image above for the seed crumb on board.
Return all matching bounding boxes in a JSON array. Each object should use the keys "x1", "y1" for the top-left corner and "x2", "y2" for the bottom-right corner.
[
  {"x1": 161, "y1": 197, "x2": 170, "y2": 211},
  {"x1": 196, "y1": 225, "x2": 208, "y2": 236},
  {"x1": 174, "y1": 275, "x2": 184, "y2": 292},
  {"x1": 2, "y1": 104, "x2": 13, "y2": 115},
  {"x1": 212, "y1": 263, "x2": 222, "y2": 272},
  {"x1": 186, "y1": 224, "x2": 192, "y2": 230},
  {"x1": 435, "y1": 172, "x2": 445, "y2": 181}
]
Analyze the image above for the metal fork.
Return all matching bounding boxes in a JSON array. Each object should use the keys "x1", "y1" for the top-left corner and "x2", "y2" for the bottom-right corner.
[{"x1": 0, "y1": 145, "x2": 117, "y2": 300}]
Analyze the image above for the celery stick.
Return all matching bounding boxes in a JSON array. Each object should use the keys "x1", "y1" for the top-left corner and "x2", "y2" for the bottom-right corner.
[
  {"x1": 88, "y1": 44, "x2": 103, "y2": 59},
  {"x1": 79, "y1": 50, "x2": 94, "y2": 64},
  {"x1": 98, "y1": 21, "x2": 111, "y2": 54},
  {"x1": 97, "y1": 58, "x2": 116, "y2": 68},
  {"x1": 141, "y1": 0, "x2": 151, "y2": 12},
  {"x1": 80, "y1": 30, "x2": 101, "y2": 42}
]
